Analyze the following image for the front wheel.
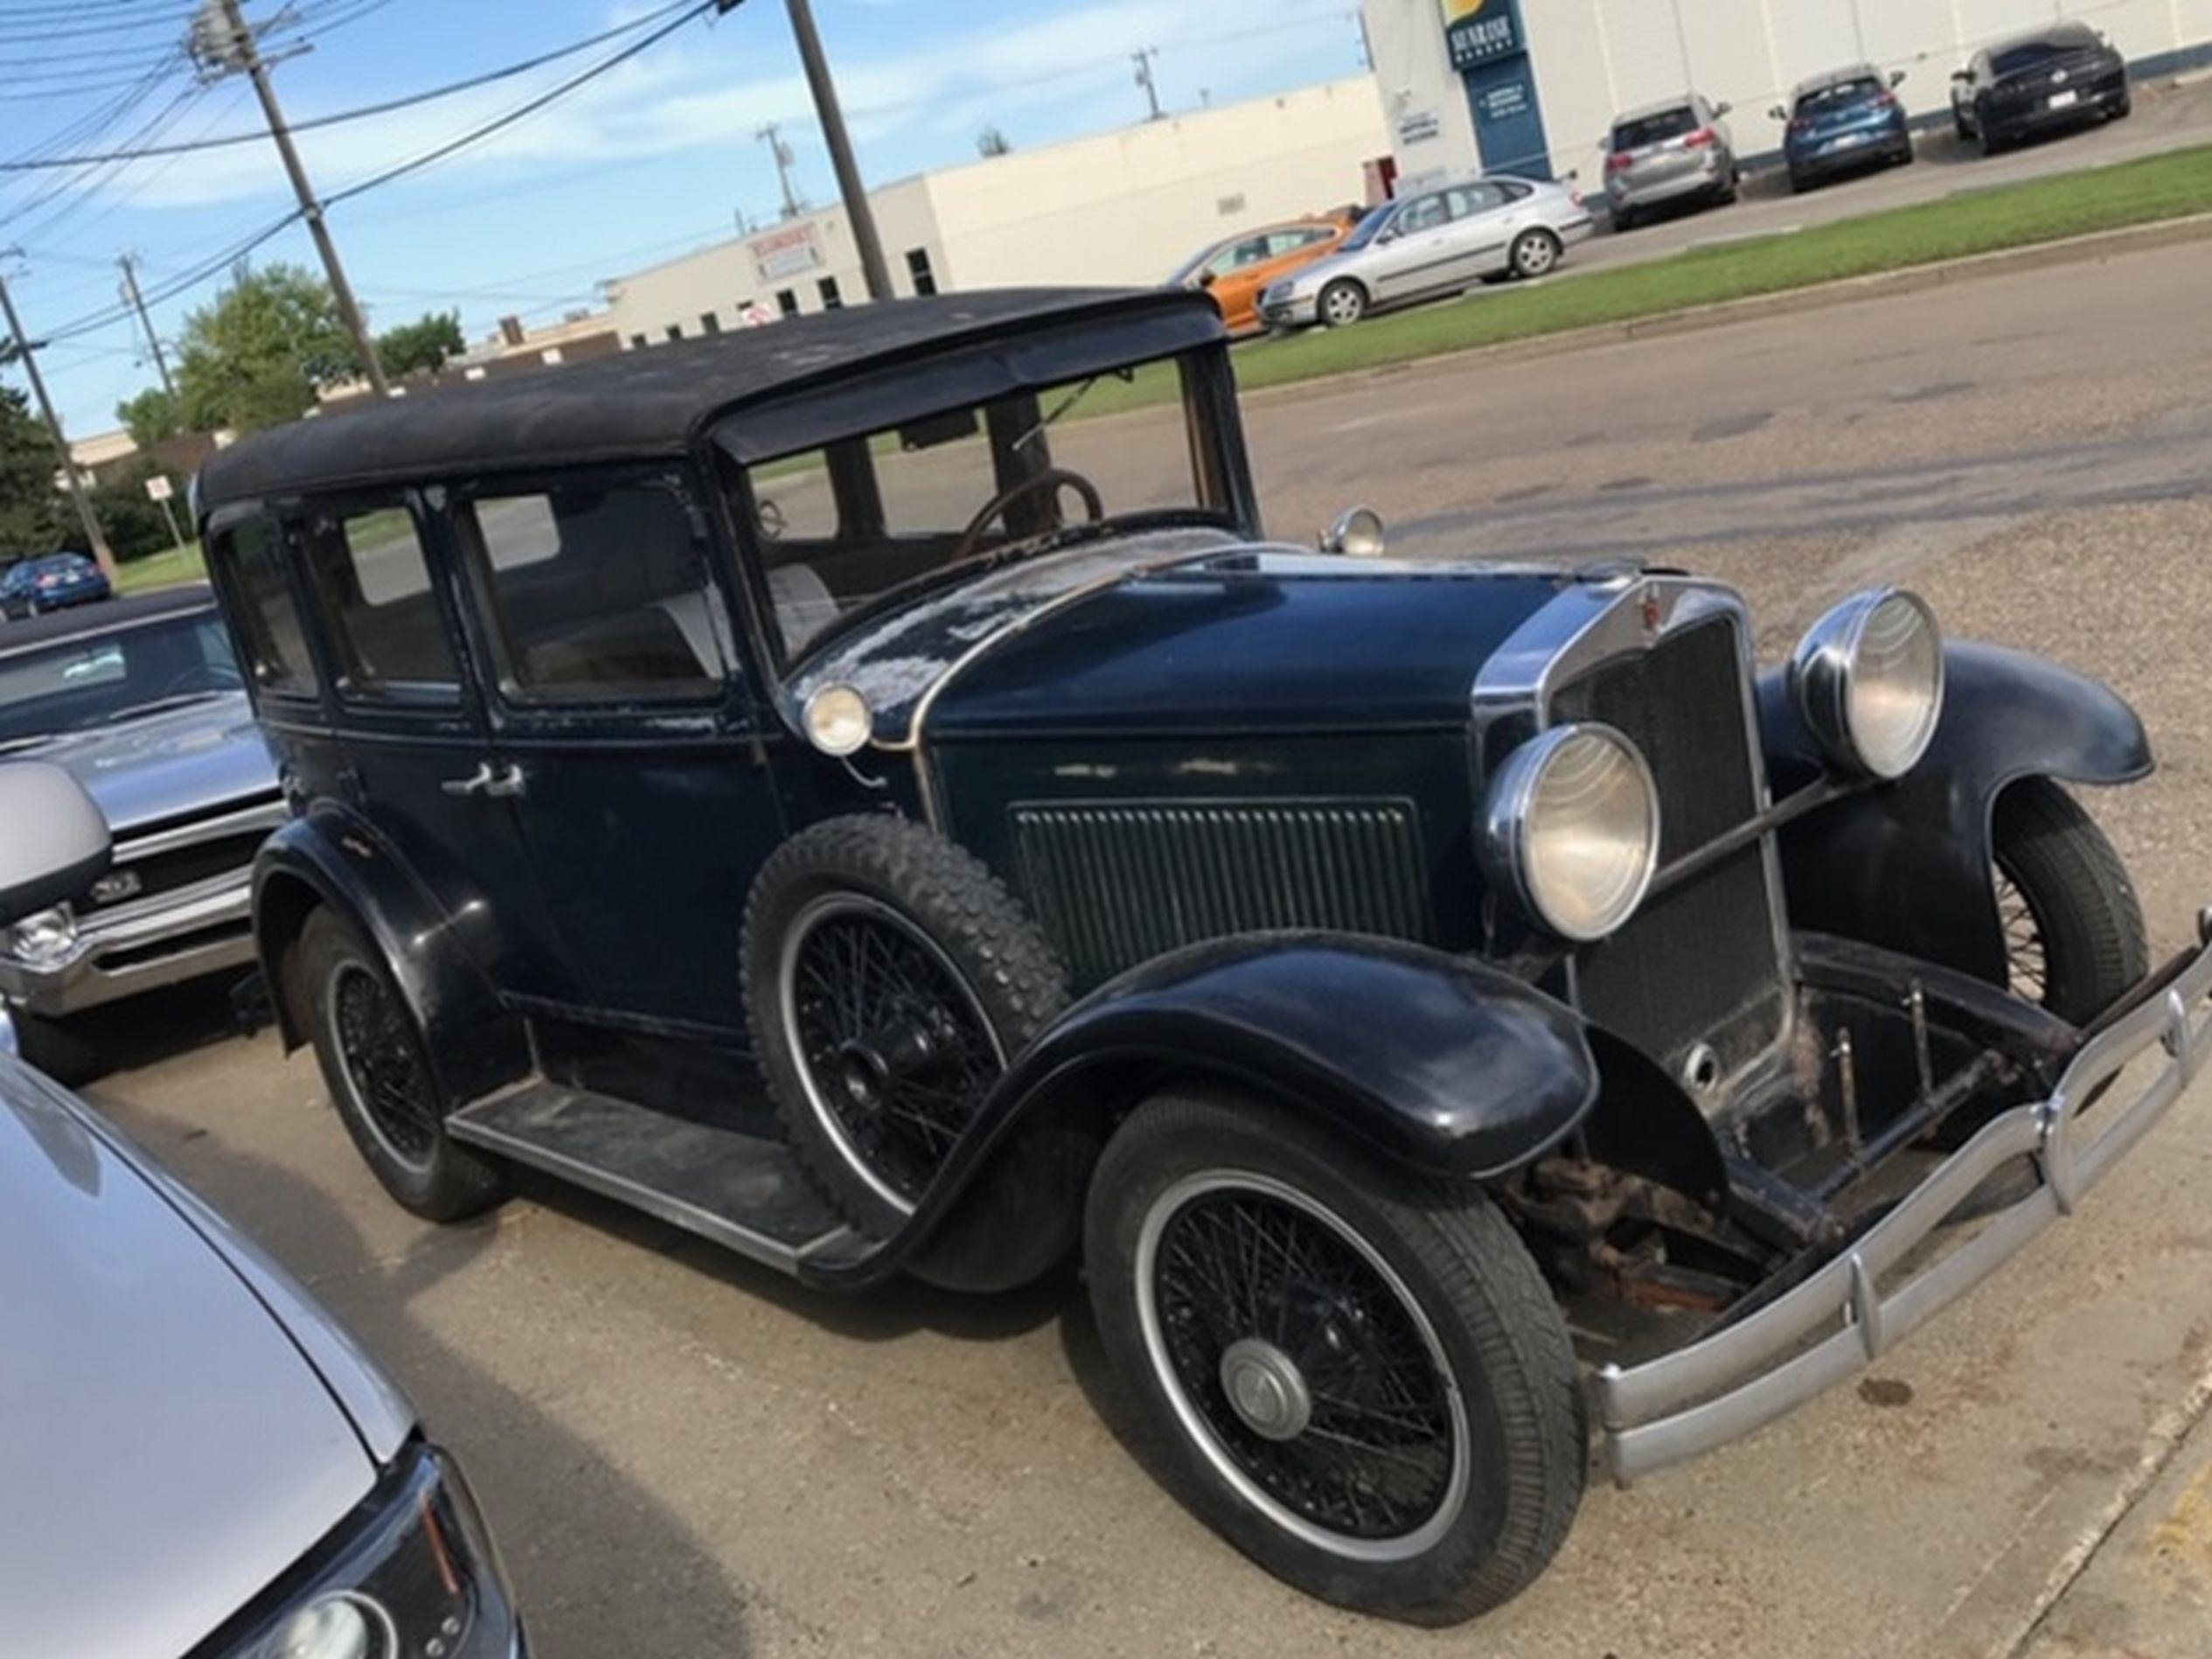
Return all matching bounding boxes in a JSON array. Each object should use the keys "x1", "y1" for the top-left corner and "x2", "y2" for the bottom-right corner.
[
  {"x1": 1991, "y1": 778, "x2": 2148, "y2": 1024},
  {"x1": 1318, "y1": 278, "x2": 1367, "y2": 328},
  {"x1": 1507, "y1": 228, "x2": 1562, "y2": 280},
  {"x1": 1086, "y1": 1087, "x2": 1585, "y2": 1623}
]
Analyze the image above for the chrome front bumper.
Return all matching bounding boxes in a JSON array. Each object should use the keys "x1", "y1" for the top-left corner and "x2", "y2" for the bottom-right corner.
[
  {"x1": 1598, "y1": 926, "x2": 2212, "y2": 1483},
  {"x1": 0, "y1": 871, "x2": 258, "y2": 1019}
]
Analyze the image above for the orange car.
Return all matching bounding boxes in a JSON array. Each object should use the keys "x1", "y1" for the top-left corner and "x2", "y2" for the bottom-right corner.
[{"x1": 1168, "y1": 212, "x2": 1359, "y2": 334}]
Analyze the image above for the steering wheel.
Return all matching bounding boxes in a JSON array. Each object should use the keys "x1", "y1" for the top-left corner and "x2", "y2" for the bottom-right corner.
[{"x1": 952, "y1": 468, "x2": 1104, "y2": 562}]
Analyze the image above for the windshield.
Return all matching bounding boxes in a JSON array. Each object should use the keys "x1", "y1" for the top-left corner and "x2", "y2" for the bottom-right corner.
[
  {"x1": 0, "y1": 611, "x2": 242, "y2": 747},
  {"x1": 734, "y1": 356, "x2": 1228, "y2": 663},
  {"x1": 1612, "y1": 108, "x2": 1700, "y2": 150},
  {"x1": 1339, "y1": 201, "x2": 1397, "y2": 253},
  {"x1": 1797, "y1": 77, "x2": 1884, "y2": 115}
]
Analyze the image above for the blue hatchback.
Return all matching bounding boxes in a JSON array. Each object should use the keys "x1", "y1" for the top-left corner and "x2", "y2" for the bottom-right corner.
[
  {"x1": 1774, "y1": 65, "x2": 1914, "y2": 192},
  {"x1": 0, "y1": 553, "x2": 111, "y2": 621}
]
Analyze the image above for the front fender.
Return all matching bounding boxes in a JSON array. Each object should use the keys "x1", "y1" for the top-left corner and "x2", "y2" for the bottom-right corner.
[
  {"x1": 804, "y1": 933, "x2": 1599, "y2": 1292},
  {"x1": 1760, "y1": 642, "x2": 2152, "y2": 984},
  {"x1": 253, "y1": 806, "x2": 529, "y2": 1106}
]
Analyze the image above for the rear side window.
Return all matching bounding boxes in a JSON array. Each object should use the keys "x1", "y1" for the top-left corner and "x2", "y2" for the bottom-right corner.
[
  {"x1": 1611, "y1": 108, "x2": 1698, "y2": 150},
  {"x1": 300, "y1": 501, "x2": 462, "y2": 701},
  {"x1": 463, "y1": 480, "x2": 729, "y2": 703},
  {"x1": 215, "y1": 517, "x2": 320, "y2": 696}
]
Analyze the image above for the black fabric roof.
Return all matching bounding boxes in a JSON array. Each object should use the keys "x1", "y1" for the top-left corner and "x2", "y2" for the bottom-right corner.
[
  {"x1": 0, "y1": 586, "x2": 215, "y2": 655},
  {"x1": 198, "y1": 287, "x2": 1221, "y2": 509}
]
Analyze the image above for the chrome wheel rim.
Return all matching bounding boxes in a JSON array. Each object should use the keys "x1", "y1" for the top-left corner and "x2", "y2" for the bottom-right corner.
[
  {"x1": 778, "y1": 893, "x2": 1005, "y2": 1215},
  {"x1": 1994, "y1": 861, "x2": 2050, "y2": 1005},
  {"x1": 1136, "y1": 1171, "x2": 1471, "y2": 1560},
  {"x1": 325, "y1": 962, "x2": 439, "y2": 1172},
  {"x1": 1322, "y1": 285, "x2": 1362, "y2": 325}
]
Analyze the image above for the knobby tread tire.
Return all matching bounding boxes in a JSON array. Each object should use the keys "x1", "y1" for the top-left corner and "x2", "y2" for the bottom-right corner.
[
  {"x1": 741, "y1": 813, "x2": 1069, "y2": 1236},
  {"x1": 1085, "y1": 1087, "x2": 1585, "y2": 1624}
]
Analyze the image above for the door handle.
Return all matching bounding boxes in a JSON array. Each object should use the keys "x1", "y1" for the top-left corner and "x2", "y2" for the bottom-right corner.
[
  {"x1": 442, "y1": 763, "x2": 495, "y2": 798},
  {"x1": 483, "y1": 763, "x2": 527, "y2": 799},
  {"x1": 441, "y1": 763, "x2": 525, "y2": 799}
]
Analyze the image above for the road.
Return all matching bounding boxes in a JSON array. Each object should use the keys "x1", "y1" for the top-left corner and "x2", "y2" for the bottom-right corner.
[{"x1": 82, "y1": 235, "x2": 2212, "y2": 1656}]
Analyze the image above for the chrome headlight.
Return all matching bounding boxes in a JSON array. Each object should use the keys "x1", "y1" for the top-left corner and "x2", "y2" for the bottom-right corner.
[
  {"x1": 7, "y1": 905, "x2": 77, "y2": 967},
  {"x1": 1481, "y1": 723, "x2": 1661, "y2": 942},
  {"x1": 802, "y1": 684, "x2": 873, "y2": 756},
  {"x1": 1789, "y1": 588, "x2": 1944, "y2": 780}
]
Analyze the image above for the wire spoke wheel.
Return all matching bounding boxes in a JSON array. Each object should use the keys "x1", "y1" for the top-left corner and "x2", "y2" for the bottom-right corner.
[
  {"x1": 1994, "y1": 860, "x2": 2050, "y2": 1006},
  {"x1": 327, "y1": 961, "x2": 440, "y2": 1170},
  {"x1": 1138, "y1": 1172, "x2": 1469, "y2": 1559},
  {"x1": 781, "y1": 894, "x2": 1005, "y2": 1212}
]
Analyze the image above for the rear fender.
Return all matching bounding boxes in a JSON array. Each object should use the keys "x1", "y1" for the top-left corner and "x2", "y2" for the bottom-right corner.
[
  {"x1": 254, "y1": 807, "x2": 529, "y2": 1107},
  {"x1": 807, "y1": 933, "x2": 1603, "y2": 1293},
  {"x1": 1759, "y1": 642, "x2": 2152, "y2": 985}
]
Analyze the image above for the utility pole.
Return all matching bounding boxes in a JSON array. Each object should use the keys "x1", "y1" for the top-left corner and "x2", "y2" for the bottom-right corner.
[
  {"x1": 0, "y1": 258, "x2": 116, "y2": 578},
  {"x1": 756, "y1": 122, "x2": 804, "y2": 220},
  {"x1": 780, "y1": 0, "x2": 894, "y2": 302},
  {"x1": 117, "y1": 253, "x2": 176, "y2": 399},
  {"x1": 191, "y1": 0, "x2": 389, "y2": 397},
  {"x1": 1354, "y1": 9, "x2": 1374, "y2": 71},
  {"x1": 1133, "y1": 48, "x2": 1163, "y2": 121}
]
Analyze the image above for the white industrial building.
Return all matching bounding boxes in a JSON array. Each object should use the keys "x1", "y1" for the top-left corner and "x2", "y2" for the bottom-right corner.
[
  {"x1": 602, "y1": 77, "x2": 1391, "y2": 346},
  {"x1": 1362, "y1": 0, "x2": 2212, "y2": 191}
]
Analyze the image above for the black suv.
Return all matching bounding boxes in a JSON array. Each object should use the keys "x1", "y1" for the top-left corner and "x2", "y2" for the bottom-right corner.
[
  {"x1": 1952, "y1": 22, "x2": 2130, "y2": 153},
  {"x1": 196, "y1": 288, "x2": 2212, "y2": 1623}
]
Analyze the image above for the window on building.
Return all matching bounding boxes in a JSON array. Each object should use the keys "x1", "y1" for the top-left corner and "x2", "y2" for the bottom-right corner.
[
  {"x1": 699, "y1": 311, "x2": 723, "y2": 335},
  {"x1": 461, "y1": 480, "x2": 727, "y2": 704},
  {"x1": 214, "y1": 518, "x2": 319, "y2": 695},
  {"x1": 776, "y1": 289, "x2": 800, "y2": 318},
  {"x1": 299, "y1": 501, "x2": 461, "y2": 701},
  {"x1": 664, "y1": 323, "x2": 684, "y2": 342},
  {"x1": 817, "y1": 276, "x2": 843, "y2": 310},
  {"x1": 905, "y1": 248, "x2": 937, "y2": 296},
  {"x1": 630, "y1": 334, "x2": 648, "y2": 351}
]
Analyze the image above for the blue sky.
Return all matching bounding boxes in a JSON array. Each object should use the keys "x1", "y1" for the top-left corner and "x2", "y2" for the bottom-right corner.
[{"x1": 3, "y1": 0, "x2": 1366, "y2": 435}]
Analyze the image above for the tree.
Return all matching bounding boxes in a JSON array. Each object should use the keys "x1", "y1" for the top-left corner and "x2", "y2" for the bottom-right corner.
[
  {"x1": 176, "y1": 261, "x2": 362, "y2": 435},
  {"x1": 0, "y1": 385, "x2": 69, "y2": 557},
  {"x1": 977, "y1": 125, "x2": 1012, "y2": 157},
  {"x1": 116, "y1": 386, "x2": 182, "y2": 450},
  {"x1": 377, "y1": 310, "x2": 465, "y2": 377},
  {"x1": 86, "y1": 458, "x2": 187, "y2": 563}
]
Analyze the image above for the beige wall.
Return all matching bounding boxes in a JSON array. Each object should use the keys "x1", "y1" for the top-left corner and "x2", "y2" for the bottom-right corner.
[
  {"x1": 602, "y1": 78, "x2": 1388, "y2": 346},
  {"x1": 1366, "y1": 0, "x2": 2210, "y2": 186}
]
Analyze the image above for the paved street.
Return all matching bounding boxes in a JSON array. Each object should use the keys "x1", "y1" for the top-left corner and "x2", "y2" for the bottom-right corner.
[{"x1": 82, "y1": 234, "x2": 2212, "y2": 1657}]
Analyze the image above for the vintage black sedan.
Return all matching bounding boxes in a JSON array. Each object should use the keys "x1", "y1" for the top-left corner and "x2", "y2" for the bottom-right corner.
[{"x1": 193, "y1": 289, "x2": 2212, "y2": 1623}]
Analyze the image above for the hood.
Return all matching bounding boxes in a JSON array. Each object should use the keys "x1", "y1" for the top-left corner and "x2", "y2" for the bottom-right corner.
[
  {"x1": 22, "y1": 692, "x2": 278, "y2": 836},
  {"x1": 896, "y1": 545, "x2": 1564, "y2": 742},
  {"x1": 0, "y1": 1062, "x2": 380, "y2": 1656}
]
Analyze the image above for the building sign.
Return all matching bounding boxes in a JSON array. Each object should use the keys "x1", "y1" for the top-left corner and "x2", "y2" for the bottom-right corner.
[
  {"x1": 1397, "y1": 108, "x2": 1443, "y2": 146},
  {"x1": 749, "y1": 222, "x2": 822, "y2": 284},
  {"x1": 1440, "y1": 0, "x2": 1525, "y2": 70},
  {"x1": 1478, "y1": 80, "x2": 1530, "y2": 122}
]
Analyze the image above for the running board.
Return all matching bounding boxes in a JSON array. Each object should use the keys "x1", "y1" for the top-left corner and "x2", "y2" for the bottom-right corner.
[{"x1": 448, "y1": 1084, "x2": 866, "y2": 1276}]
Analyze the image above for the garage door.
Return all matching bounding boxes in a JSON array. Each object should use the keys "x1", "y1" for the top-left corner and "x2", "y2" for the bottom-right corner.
[
  {"x1": 1596, "y1": 0, "x2": 1691, "y2": 110},
  {"x1": 1764, "y1": 0, "x2": 1864, "y2": 81}
]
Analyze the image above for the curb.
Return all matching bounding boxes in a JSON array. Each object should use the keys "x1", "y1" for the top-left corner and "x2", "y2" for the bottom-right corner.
[{"x1": 1240, "y1": 211, "x2": 2212, "y2": 402}]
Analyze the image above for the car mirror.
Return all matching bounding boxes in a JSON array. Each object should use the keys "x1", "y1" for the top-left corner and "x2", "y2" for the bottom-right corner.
[
  {"x1": 1768, "y1": 104, "x2": 1788, "y2": 122},
  {"x1": 1711, "y1": 101, "x2": 1732, "y2": 118},
  {"x1": 1320, "y1": 506, "x2": 1388, "y2": 559},
  {"x1": 1198, "y1": 270, "x2": 1218, "y2": 289},
  {"x1": 1890, "y1": 69, "x2": 1908, "y2": 88},
  {"x1": 0, "y1": 763, "x2": 109, "y2": 929},
  {"x1": 1951, "y1": 69, "x2": 1972, "y2": 81}
]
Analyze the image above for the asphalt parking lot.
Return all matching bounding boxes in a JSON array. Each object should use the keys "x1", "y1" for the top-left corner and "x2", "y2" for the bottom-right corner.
[{"x1": 82, "y1": 234, "x2": 2212, "y2": 1656}]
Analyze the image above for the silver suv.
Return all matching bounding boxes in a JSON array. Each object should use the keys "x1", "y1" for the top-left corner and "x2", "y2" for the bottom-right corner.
[{"x1": 1603, "y1": 92, "x2": 1739, "y2": 230}]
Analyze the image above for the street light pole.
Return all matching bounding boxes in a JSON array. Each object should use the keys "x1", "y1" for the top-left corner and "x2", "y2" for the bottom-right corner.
[
  {"x1": 198, "y1": 0, "x2": 390, "y2": 396},
  {"x1": 0, "y1": 261, "x2": 116, "y2": 578},
  {"x1": 780, "y1": 0, "x2": 894, "y2": 302}
]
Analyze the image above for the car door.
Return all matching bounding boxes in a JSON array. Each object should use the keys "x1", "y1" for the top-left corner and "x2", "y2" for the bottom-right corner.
[
  {"x1": 1438, "y1": 181, "x2": 1516, "y2": 282},
  {"x1": 1204, "y1": 232, "x2": 1279, "y2": 332},
  {"x1": 1217, "y1": 227, "x2": 1319, "y2": 331},
  {"x1": 1365, "y1": 192, "x2": 1455, "y2": 302},
  {"x1": 450, "y1": 464, "x2": 789, "y2": 1039}
]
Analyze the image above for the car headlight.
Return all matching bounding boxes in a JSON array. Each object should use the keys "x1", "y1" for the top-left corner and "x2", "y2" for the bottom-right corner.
[
  {"x1": 241, "y1": 1446, "x2": 518, "y2": 1659},
  {"x1": 1789, "y1": 587, "x2": 1944, "y2": 780},
  {"x1": 7, "y1": 905, "x2": 77, "y2": 967},
  {"x1": 1481, "y1": 723, "x2": 1662, "y2": 942}
]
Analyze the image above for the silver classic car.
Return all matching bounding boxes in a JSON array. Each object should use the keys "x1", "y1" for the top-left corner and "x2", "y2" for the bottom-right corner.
[
  {"x1": 0, "y1": 587, "x2": 282, "y2": 1071},
  {"x1": 0, "y1": 761, "x2": 523, "y2": 1656}
]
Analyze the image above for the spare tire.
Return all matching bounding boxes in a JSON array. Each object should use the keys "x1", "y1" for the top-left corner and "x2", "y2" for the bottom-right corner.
[{"x1": 742, "y1": 814, "x2": 1069, "y2": 1236}]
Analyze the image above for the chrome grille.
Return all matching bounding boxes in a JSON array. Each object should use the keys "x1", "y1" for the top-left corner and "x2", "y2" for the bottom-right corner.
[
  {"x1": 1012, "y1": 799, "x2": 1429, "y2": 989},
  {"x1": 1548, "y1": 613, "x2": 1790, "y2": 1083}
]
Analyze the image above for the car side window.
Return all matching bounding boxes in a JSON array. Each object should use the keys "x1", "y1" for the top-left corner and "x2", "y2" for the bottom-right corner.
[
  {"x1": 299, "y1": 500, "x2": 463, "y2": 703},
  {"x1": 463, "y1": 478, "x2": 730, "y2": 705},
  {"x1": 213, "y1": 515, "x2": 321, "y2": 697},
  {"x1": 1396, "y1": 194, "x2": 1447, "y2": 234},
  {"x1": 1446, "y1": 183, "x2": 1507, "y2": 219}
]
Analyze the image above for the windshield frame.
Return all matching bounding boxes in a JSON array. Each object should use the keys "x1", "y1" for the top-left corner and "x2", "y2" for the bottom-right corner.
[{"x1": 0, "y1": 606, "x2": 242, "y2": 748}]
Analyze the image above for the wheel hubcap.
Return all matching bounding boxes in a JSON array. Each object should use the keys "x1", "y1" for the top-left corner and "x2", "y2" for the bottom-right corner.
[
  {"x1": 1136, "y1": 1171, "x2": 1470, "y2": 1560},
  {"x1": 327, "y1": 963, "x2": 439, "y2": 1170},
  {"x1": 1995, "y1": 861, "x2": 2050, "y2": 1005},
  {"x1": 781, "y1": 895, "x2": 1005, "y2": 1213}
]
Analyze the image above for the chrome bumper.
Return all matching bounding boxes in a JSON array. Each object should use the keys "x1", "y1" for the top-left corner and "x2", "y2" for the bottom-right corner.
[
  {"x1": 1598, "y1": 927, "x2": 2212, "y2": 1483},
  {"x1": 0, "y1": 871, "x2": 258, "y2": 1019}
]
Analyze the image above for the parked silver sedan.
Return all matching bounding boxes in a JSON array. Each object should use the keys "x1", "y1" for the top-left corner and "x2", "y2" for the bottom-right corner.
[
  {"x1": 1258, "y1": 175, "x2": 1594, "y2": 329},
  {"x1": 0, "y1": 762, "x2": 525, "y2": 1658}
]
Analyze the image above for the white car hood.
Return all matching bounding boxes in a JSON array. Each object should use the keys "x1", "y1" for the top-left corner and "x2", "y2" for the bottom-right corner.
[{"x1": 0, "y1": 1065, "x2": 376, "y2": 1656}]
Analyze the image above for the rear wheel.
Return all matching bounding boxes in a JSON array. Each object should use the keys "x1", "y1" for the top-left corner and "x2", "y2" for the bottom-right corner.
[
  {"x1": 1507, "y1": 229, "x2": 1562, "y2": 280},
  {"x1": 1086, "y1": 1087, "x2": 1585, "y2": 1623},
  {"x1": 296, "y1": 908, "x2": 506, "y2": 1221},
  {"x1": 1318, "y1": 278, "x2": 1368, "y2": 329},
  {"x1": 1991, "y1": 778, "x2": 2148, "y2": 1024}
]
